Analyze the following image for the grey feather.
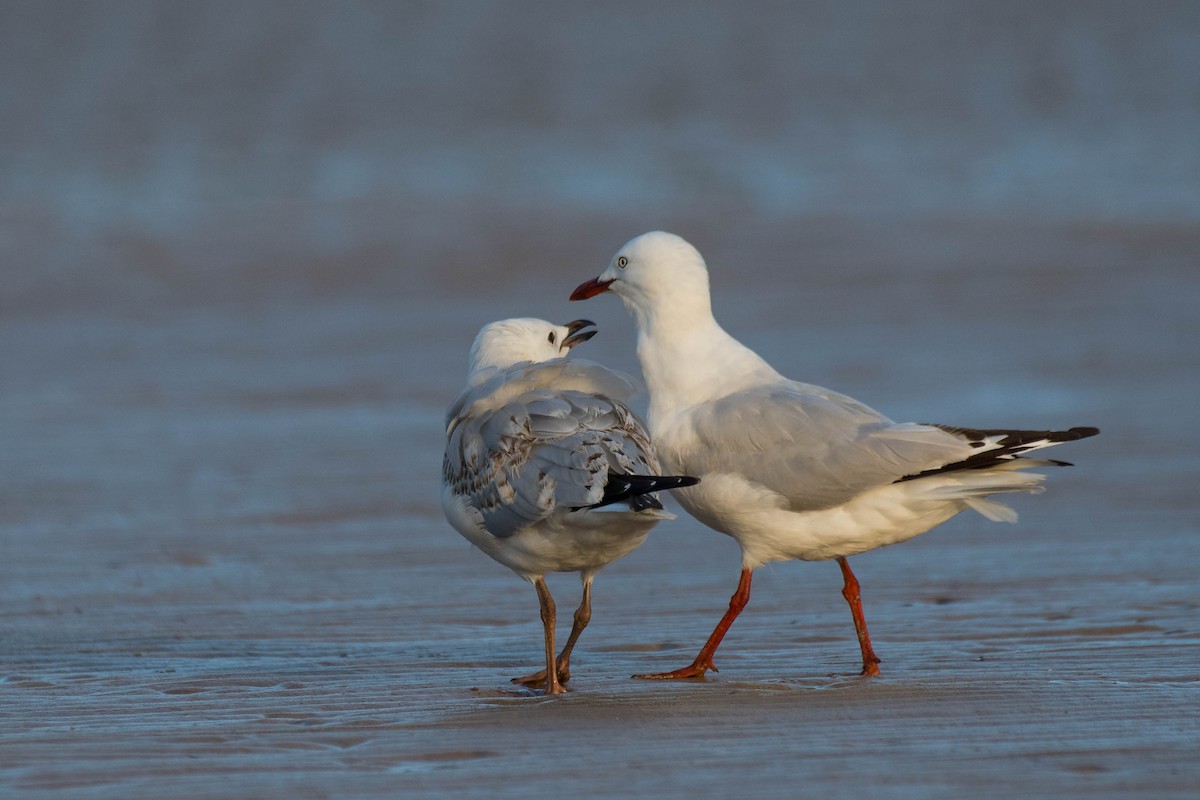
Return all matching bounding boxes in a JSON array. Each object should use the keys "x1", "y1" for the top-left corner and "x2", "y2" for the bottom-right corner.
[
  {"x1": 443, "y1": 360, "x2": 665, "y2": 539},
  {"x1": 671, "y1": 382, "x2": 992, "y2": 512}
]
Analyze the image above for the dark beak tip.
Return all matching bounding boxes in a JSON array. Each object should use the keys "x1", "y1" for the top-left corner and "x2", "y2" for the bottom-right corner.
[
  {"x1": 563, "y1": 319, "x2": 596, "y2": 334},
  {"x1": 563, "y1": 328, "x2": 599, "y2": 350}
]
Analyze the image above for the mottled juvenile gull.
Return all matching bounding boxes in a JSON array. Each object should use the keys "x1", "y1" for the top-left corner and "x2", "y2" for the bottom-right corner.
[
  {"x1": 441, "y1": 317, "x2": 698, "y2": 695},
  {"x1": 571, "y1": 232, "x2": 1098, "y2": 678}
]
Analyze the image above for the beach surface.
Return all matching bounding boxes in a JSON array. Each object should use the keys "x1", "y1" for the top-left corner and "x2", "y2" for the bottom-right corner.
[
  {"x1": 3, "y1": 3, "x2": 1199, "y2": 797},
  {"x1": 3, "y1": 212, "x2": 1198, "y2": 798}
]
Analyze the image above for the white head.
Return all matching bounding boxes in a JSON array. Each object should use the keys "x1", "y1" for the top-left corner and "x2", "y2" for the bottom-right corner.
[
  {"x1": 466, "y1": 318, "x2": 597, "y2": 380},
  {"x1": 569, "y1": 231, "x2": 713, "y2": 329}
]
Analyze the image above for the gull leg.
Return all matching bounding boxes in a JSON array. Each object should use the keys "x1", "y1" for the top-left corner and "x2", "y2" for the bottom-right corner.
[
  {"x1": 513, "y1": 577, "x2": 592, "y2": 686},
  {"x1": 837, "y1": 557, "x2": 881, "y2": 676},
  {"x1": 531, "y1": 577, "x2": 565, "y2": 695},
  {"x1": 554, "y1": 577, "x2": 592, "y2": 683},
  {"x1": 634, "y1": 568, "x2": 753, "y2": 680}
]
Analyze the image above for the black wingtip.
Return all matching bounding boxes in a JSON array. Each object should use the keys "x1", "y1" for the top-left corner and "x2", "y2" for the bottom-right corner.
[
  {"x1": 630, "y1": 493, "x2": 664, "y2": 511},
  {"x1": 649, "y1": 475, "x2": 701, "y2": 491},
  {"x1": 580, "y1": 472, "x2": 700, "y2": 511},
  {"x1": 899, "y1": 424, "x2": 1099, "y2": 483}
]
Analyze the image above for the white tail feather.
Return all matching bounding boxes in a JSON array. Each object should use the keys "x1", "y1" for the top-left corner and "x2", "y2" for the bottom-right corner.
[
  {"x1": 963, "y1": 497, "x2": 1019, "y2": 523},
  {"x1": 918, "y1": 468, "x2": 1049, "y2": 523}
]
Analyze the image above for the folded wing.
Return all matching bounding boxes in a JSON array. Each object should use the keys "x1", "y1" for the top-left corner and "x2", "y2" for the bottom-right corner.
[
  {"x1": 677, "y1": 382, "x2": 1096, "y2": 512},
  {"x1": 444, "y1": 362, "x2": 670, "y2": 539}
]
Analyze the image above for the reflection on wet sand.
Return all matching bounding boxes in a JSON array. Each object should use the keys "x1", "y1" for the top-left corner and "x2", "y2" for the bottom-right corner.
[{"x1": 4, "y1": 214, "x2": 1198, "y2": 797}]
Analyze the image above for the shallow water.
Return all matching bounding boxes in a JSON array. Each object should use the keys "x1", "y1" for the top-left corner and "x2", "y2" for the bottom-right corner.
[
  {"x1": 4, "y1": 3, "x2": 1200, "y2": 797},
  {"x1": 3, "y1": 212, "x2": 1198, "y2": 798}
]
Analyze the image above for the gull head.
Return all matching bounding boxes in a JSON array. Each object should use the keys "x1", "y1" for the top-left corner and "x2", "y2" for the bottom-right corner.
[
  {"x1": 570, "y1": 231, "x2": 711, "y2": 327},
  {"x1": 467, "y1": 318, "x2": 596, "y2": 379}
]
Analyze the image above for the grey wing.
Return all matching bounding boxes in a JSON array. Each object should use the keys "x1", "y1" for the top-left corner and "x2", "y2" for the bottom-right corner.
[
  {"x1": 680, "y1": 383, "x2": 976, "y2": 512},
  {"x1": 443, "y1": 388, "x2": 660, "y2": 538},
  {"x1": 445, "y1": 358, "x2": 642, "y2": 436}
]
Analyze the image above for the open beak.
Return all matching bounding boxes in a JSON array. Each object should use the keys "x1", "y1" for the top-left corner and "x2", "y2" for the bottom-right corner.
[
  {"x1": 562, "y1": 319, "x2": 597, "y2": 350},
  {"x1": 569, "y1": 277, "x2": 613, "y2": 301}
]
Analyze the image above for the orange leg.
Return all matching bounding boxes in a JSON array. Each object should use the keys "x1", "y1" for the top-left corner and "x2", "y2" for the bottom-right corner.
[
  {"x1": 513, "y1": 579, "x2": 591, "y2": 687},
  {"x1": 837, "y1": 557, "x2": 881, "y2": 676},
  {"x1": 634, "y1": 568, "x2": 753, "y2": 680}
]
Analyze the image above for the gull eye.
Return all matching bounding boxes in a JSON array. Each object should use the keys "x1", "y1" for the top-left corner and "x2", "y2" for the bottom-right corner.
[
  {"x1": 547, "y1": 331, "x2": 556, "y2": 344},
  {"x1": 616, "y1": 256, "x2": 629, "y2": 269}
]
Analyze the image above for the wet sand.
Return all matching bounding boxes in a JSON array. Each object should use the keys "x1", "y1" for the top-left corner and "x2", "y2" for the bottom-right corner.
[{"x1": 3, "y1": 212, "x2": 1197, "y2": 798}]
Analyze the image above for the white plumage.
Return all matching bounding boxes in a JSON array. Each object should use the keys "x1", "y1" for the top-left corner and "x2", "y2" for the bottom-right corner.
[{"x1": 571, "y1": 231, "x2": 1097, "y2": 678}]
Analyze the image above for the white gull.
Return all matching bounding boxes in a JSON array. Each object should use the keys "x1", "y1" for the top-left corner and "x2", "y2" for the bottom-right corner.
[
  {"x1": 441, "y1": 317, "x2": 698, "y2": 695},
  {"x1": 570, "y1": 232, "x2": 1098, "y2": 678}
]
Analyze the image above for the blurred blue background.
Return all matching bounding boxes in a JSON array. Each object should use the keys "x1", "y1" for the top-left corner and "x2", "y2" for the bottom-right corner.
[
  {"x1": 2, "y1": 1, "x2": 1198, "y2": 311},
  {"x1": 3, "y1": 5, "x2": 1200, "y2": 796}
]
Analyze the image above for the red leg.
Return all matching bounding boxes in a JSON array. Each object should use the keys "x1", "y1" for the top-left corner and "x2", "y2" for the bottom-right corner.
[
  {"x1": 634, "y1": 568, "x2": 753, "y2": 680},
  {"x1": 837, "y1": 557, "x2": 881, "y2": 676}
]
